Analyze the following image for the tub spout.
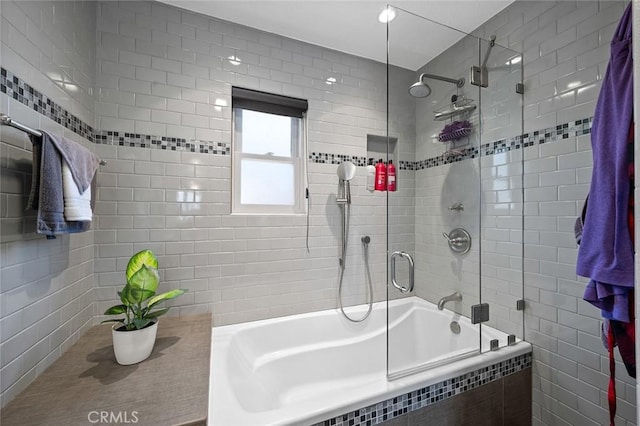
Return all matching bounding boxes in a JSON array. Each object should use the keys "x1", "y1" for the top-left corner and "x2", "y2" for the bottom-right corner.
[{"x1": 437, "y1": 292, "x2": 462, "y2": 310}]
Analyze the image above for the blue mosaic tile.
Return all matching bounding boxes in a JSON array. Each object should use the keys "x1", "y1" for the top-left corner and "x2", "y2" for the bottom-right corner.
[{"x1": 312, "y1": 352, "x2": 532, "y2": 426}]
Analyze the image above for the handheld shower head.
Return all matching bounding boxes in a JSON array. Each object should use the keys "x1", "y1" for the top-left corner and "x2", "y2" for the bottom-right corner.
[
  {"x1": 337, "y1": 161, "x2": 356, "y2": 181},
  {"x1": 336, "y1": 161, "x2": 356, "y2": 205}
]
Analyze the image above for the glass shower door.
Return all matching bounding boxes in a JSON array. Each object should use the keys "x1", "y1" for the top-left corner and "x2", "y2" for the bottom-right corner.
[
  {"x1": 386, "y1": 6, "x2": 482, "y2": 378},
  {"x1": 477, "y1": 37, "x2": 525, "y2": 351}
]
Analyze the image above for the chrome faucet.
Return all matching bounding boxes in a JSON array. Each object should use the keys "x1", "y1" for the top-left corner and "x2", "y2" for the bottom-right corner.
[{"x1": 437, "y1": 292, "x2": 462, "y2": 310}]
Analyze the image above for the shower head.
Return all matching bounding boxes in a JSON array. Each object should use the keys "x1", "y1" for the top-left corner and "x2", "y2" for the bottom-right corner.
[
  {"x1": 408, "y1": 80, "x2": 431, "y2": 98},
  {"x1": 408, "y1": 73, "x2": 465, "y2": 98},
  {"x1": 336, "y1": 161, "x2": 356, "y2": 205},
  {"x1": 337, "y1": 161, "x2": 356, "y2": 181}
]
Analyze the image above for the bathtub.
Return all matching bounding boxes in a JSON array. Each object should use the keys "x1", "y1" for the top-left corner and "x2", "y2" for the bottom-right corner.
[{"x1": 209, "y1": 296, "x2": 531, "y2": 426}]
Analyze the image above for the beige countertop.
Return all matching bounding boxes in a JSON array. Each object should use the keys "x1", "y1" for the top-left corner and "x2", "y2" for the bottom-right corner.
[{"x1": 1, "y1": 315, "x2": 211, "y2": 426}]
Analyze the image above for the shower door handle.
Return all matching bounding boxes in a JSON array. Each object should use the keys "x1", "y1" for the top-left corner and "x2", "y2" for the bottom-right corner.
[{"x1": 391, "y1": 251, "x2": 414, "y2": 293}]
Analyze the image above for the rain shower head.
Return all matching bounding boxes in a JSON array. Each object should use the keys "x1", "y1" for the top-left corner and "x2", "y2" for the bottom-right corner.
[
  {"x1": 408, "y1": 73, "x2": 465, "y2": 98},
  {"x1": 408, "y1": 80, "x2": 431, "y2": 98}
]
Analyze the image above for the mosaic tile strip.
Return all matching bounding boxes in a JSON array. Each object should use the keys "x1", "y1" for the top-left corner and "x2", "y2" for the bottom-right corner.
[
  {"x1": 0, "y1": 67, "x2": 231, "y2": 153},
  {"x1": 310, "y1": 119, "x2": 592, "y2": 171},
  {"x1": 309, "y1": 152, "x2": 368, "y2": 167},
  {"x1": 313, "y1": 352, "x2": 532, "y2": 426},
  {"x1": 94, "y1": 130, "x2": 230, "y2": 154},
  {"x1": 1, "y1": 67, "x2": 94, "y2": 142},
  {"x1": 2, "y1": 68, "x2": 592, "y2": 168},
  {"x1": 413, "y1": 119, "x2": 593, "y2": 171}
]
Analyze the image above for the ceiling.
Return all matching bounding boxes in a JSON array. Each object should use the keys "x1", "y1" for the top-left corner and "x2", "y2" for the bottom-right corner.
[{"x1": 159, "y1": 1, "x2": 514, "y2": 70}]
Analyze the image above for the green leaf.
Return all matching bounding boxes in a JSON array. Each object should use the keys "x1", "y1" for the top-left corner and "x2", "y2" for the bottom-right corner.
[
  {"x1": 146, "y1": 308, "x2": 169, "y2": 319},
  {"x1": 104, "y1": 305, "x2": 127, "y2": 315},
  {"x1": 132, "y1": 318, "x2": 153, "y2": 330},
  {"x1": 126, "y1": 250, "x2": 158, "y2": 282},
  {"x1": 128, "y1": 264, "x2": 159, "y2": 295},
  {"x1": 147, "y1": 289, "x2": 185, "y2": 310},
  {"x1": 101, "y1": 319, "x2": 124, "y2": 324},
  {"x1": 120, "y1": 284, "x2": 137, "y2": 306},
  {"x1": 129, "y1": 286, "x2": 156, "y2": 306}
]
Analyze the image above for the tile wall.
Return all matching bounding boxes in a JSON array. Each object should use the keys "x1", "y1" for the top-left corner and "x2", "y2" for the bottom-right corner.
[
  {"x1": 411, "y1": 1, "x2": 635, "y2": 425},
  {"x1": 0, "y1": 0, "x2": 97, "y2": 408},
  {"x1": 0, "y1": 0, "x2": 416, "y2": 408},
  {"x1": 91, "y1": 0, "x2": 417, "y2": 325}
]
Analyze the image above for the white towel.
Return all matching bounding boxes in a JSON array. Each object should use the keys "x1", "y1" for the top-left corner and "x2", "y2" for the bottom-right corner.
[{"x1": 62, "y1": 160, "x2": 92, "y2": 221}]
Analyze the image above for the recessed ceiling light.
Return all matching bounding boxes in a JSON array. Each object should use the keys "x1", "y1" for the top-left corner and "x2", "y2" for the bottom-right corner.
[
  {"x1": 378, "y1": 7, "x2": 396, "y2": 23},
  {"x1": 326, "y1": 77, "x2": 337, "y2": 85}
]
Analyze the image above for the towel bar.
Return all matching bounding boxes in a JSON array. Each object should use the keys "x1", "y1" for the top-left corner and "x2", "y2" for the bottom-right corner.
[{"x1": 1, "y1": 113, "x2": 107, "y2": 165}]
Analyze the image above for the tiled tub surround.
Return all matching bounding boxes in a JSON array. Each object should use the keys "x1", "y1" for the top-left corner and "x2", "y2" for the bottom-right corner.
[
  {"x1": 314, "y1": 363, "x2": 531, "y2": 426},
  {"x1": 210, "y1": 296, "x2": 531, "y2": 426}
]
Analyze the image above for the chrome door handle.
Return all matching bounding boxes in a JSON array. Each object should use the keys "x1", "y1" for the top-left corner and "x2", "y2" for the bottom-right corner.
[{"x1": 391, "y1": 251, "x2": 414, "y2": 293}]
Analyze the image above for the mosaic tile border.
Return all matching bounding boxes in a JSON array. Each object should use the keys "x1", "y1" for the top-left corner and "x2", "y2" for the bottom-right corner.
[
  {"x1": 313, "y1": 351, "x2": 532, "y2": 426},
  {"x1": 309, "y1": 152, "x2": 368, "y2": 167},
  {"x1": 94, "y1": 130, "x2": 230, "y2": 155},
  {"x1": 1, "y1": 68, "x2": 94, "y2": 142},
  {"x1": 2, "y1": 68, "x2": 592, "y2": 169},
  {"x1": 0, "y1": 67, "x2": 232, "y2": 154}
]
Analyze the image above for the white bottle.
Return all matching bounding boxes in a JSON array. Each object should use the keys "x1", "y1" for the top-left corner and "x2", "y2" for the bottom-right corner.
[{"x1": 366, "y1": 158, "x2": 376, "y2": 192}]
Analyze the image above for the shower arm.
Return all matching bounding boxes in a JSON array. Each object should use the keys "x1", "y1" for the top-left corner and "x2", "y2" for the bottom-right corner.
[
  {"x1": 481, "y1": 35, "x2": 497, "y2": 69},
  {"x1": 470, "y1": 34, "x2": 496, "y2": 88},
  {"x1": 419, "y1": 73, "x2": 465, "y2": 88}
]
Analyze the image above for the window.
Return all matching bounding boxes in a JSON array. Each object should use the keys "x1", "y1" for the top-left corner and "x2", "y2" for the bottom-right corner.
[{"x1": 232, "y1": 87, "x2": 308, "y2": 214}]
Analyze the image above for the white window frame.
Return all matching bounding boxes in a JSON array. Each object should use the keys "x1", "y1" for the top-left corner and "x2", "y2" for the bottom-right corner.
[{"x1": 231, "y1": 101, "x2": 307, "y2": 215}]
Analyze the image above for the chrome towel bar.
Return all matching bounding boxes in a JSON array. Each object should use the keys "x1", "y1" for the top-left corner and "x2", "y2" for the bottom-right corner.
[{"x1": 1, "y1": 113, "x2": 107, "y2": 165}]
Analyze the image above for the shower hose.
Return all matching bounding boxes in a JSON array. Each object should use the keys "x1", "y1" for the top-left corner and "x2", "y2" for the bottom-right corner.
[{"x1": 338, "y1": 205, "x2": 374, "y2": 322}]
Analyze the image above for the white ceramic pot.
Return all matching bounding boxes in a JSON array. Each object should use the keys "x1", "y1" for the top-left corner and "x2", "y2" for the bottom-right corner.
[{"x1": 111, "y1": 319, "x2": 158, "y2": 365}]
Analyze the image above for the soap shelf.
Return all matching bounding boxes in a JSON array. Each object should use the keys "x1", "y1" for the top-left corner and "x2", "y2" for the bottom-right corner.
[{"x1": 434, "y1": 98, "x2": 476, "y2": 121}]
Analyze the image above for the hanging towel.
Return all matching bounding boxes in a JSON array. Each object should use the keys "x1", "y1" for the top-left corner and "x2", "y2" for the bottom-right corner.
[
  {"x1": 62, "y1": 160, "x2": 92, "y2": 221},
  {"x1": 576, "y1": 2, "x2": 634, "y2": 322},
  {"x1": 26, "y1": 131, "x2": 97, "y2": 236}
]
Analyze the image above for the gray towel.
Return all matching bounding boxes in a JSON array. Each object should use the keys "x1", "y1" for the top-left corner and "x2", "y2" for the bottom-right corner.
[
  {"x1": 27, "y1": 131, "x2": 97, "y2": 237},
  {"x1": 46, "y1": 132, "x2": 99, "y2": 193}
]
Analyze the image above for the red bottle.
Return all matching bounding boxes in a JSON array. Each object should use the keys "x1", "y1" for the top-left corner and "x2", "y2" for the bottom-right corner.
[
  {"x1": 387, "y1": 160, "x2": 396, "y2": 192},
  {"x1": 375, "y1": 159, "x2": 387, "y2": 191}
]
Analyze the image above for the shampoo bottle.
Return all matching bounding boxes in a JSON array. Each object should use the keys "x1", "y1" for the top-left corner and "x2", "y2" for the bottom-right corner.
[
  {"x1": 375, "y1": 159, "x2": 387, "y2": 191},
  {"x1": 366, "y1": 158, "x2": 375, "y2": 192},
  {"x1": 387, "y1": 160, "x2": 396, "y2": 192}
]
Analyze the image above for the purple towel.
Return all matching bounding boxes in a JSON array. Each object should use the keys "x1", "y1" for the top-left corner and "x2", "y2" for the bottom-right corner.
[{"x1": 576, "y1": 3, "x2": 634, "y2": 322}]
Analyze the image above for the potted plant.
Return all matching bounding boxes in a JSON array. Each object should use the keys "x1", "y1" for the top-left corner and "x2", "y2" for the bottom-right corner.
[{"x1": 103, "y1": 250, "x2": 185, "y2": 365}]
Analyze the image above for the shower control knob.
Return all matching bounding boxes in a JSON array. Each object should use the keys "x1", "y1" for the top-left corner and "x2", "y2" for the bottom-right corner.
[{"x1": 442, "y1": 228, "x2": 472, "y2": 255}]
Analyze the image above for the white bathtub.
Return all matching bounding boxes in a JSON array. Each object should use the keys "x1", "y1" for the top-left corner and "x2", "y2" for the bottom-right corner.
[{"x1": 209, "y1": 296, "x2": 531, "y2": 426}]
